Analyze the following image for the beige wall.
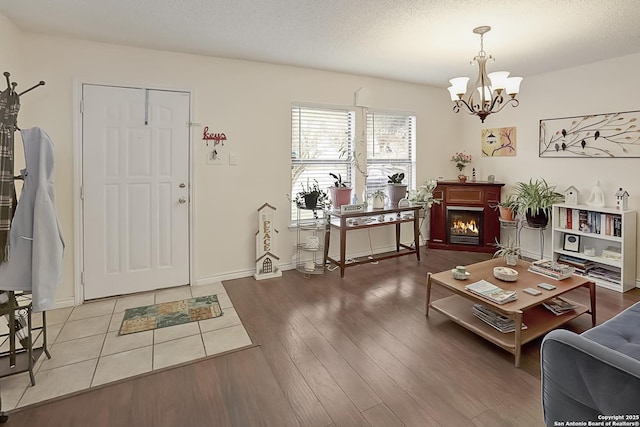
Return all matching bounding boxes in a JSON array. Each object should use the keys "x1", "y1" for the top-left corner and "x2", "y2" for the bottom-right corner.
[
  {"x1": 455, "y1": 52, "x2": 640, "y2": 275},
  {"x1": 3, "y1": 13, "x2": 639, "y2": 306},
  {"x1": 0, "y1": 14, "x2": 22, "y2": 77},
  {"x1": 6, "y1": 21, "x2": 458, "y2": 306}
]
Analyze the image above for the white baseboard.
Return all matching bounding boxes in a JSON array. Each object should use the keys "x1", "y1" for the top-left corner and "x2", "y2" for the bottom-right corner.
[
  {"x1": 52, "y1": 297, "x2": 76, "y2": 309},
  {"x1": 195, "y1": 263, "x2": 297, "y2": 287}
]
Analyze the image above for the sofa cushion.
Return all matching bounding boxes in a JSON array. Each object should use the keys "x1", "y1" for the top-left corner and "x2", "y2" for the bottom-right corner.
[{"x1": 582, "y1": 301, "x2": 640, "y2": 361}]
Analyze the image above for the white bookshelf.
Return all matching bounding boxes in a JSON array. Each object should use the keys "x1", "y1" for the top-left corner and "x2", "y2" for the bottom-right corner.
[{"x1": 551, "y1": 203, "x2": 637, "y2": 292}]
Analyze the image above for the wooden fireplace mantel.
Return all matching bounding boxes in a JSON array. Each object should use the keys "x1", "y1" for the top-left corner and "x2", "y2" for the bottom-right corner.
[{"x1": 429, "y1": 181, "x2": 504, "y2": 253}]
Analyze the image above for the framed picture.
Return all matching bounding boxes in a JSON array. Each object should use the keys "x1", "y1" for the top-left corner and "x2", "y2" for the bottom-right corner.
[
  {"x1": 563, "y1": 234, "x2": 580, "y2": 252},
  {"x1": 481, "y1": 127, "x2": 517, "y2": 157}
]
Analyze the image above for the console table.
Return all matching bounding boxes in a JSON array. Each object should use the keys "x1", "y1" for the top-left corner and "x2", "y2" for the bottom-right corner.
[{"x1": 325, "y1": 205, "x2": 421, "y2": 277}]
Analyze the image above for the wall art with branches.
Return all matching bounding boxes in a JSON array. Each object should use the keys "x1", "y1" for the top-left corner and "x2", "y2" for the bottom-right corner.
[
  {"x1": 481, "y1": 126, "x2": 516, "y2": 157},
  {"x1": 539, "y1": 110, "x2": 640, "y2": 158}
]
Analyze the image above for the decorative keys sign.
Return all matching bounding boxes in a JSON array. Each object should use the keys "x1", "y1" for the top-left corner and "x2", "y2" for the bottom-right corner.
[
  {"x1": 203, "y1": 125, "x2": 228, "y2": 165},
  {"x1": 203, "y1": 126, "x2": 227, "y2": 146}
]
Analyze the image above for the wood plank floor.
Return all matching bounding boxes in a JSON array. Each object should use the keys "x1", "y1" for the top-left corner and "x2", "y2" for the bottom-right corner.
[{"x1": 7, "y1": 249, "x2": 640, "y2": 426}]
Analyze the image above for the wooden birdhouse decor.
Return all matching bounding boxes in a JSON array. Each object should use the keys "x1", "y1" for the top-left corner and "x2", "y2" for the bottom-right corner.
[
  {"x1": 615, "y1": 188, "x2": 629, "y2": 211},
  {"x1": 564, "y1": 185, "x2": 579, "y2": 205}
]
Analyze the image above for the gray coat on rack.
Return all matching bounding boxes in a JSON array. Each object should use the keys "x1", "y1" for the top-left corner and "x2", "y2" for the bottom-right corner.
[{"x1": 0, "y1": 127, "x2": 64, "y2": 312}]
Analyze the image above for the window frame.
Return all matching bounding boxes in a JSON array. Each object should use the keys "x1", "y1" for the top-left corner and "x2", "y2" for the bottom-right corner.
[
  {"x1": 290, "y1": 103, "x2": 355, "y2": 221},
  {"x1": 365, "y1": 109, "x2": 417, "y2": 195}
]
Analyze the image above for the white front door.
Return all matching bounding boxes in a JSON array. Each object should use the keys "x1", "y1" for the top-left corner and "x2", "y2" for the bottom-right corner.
[{"x1": 82, "y1": 85, "x2": 190, "y2": 300}]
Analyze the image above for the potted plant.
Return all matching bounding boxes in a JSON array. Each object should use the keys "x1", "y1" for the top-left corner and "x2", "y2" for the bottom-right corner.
[
  {"x1": 387, "y1": 172, "x2": 407, "y2": 208},
  {"x1": 370, "y1": 189, "x2": 388, "y2": 209},
  {"x1": 294, "y1": 179, "x2": 328, "y2": 210},
  {"x1": 514, "y1": 178, "x2": 564, "y2": 228},
  {"x1": 451, "y1": 152, "x2": 472, "y2": 182},
  {"x1": 493, "y1": 238, "x2": 521, "y2": 266},
  {"x1": 496, "y1": 194, "x2": 518, "y2": 221},
  {"x1": 328, "y1": 173, "x2": 352, "y2": 208},
  {"x1": 408, "y1": 179, "x2": 439, "y2": 209}
]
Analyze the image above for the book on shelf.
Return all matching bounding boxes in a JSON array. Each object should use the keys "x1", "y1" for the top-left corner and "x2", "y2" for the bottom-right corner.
[
  {"x1": 464, "y1": 280, "x2": 517, "y2": 304},
  {"x1": 587, "y1": 266, "x2": 621, "y2": 284},
  {"x1": 557, "y1": 253, "x2": 591, "y2": 267},
  {"x1": 602, "y1": 213, "x2": 610, "y2": 236},
  {"x1": 578, "y1": 210, "x2": 589, "y2": 233},
  {"x1": 613, "y1": 215, "x2": 622, "y2": 237},
  {"x1": 528, "y1": 260, "x2": 575, "y2": 280},
  {"x1": 472, "y1": 304, "x2": 527, "y2": 333},
  {"x1": 542, "y1": 297, "x2": 579, "y2": 316},
  {"x1": 556, "y1": 254, "x2": 595, "y2": 275},
  {"x1": 571, "y1": 209, "x2": 579, "y2": 231},
  {"x1": 558, "y1": 207, "x2": 567, "y2": 229}
]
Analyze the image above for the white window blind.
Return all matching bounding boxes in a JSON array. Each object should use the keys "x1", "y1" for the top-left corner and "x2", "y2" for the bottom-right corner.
[
  {"x1": 366, "y1": 112, "x2": 416, "y2": 195},
  {"x1": 291, "y1": 105, "x2": 354, "y2": 220}
]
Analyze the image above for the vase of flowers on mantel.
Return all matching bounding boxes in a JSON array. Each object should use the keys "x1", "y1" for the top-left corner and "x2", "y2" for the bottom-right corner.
[{"x1": 451, "y1": 152, "x2": 472, "y2": 182}]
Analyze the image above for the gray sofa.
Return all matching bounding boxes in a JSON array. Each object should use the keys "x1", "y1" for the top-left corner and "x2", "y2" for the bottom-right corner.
[{"x1": 541, "y1": 301, "x2": 640, "y2": 425}]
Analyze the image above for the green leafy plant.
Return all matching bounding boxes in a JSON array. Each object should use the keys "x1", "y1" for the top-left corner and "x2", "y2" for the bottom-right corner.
[
  {"x1": 498, "y1": 194, "x2": 518, "y2": 210},
  {"x1": 493, "y1": 238, "x2": 521, "y2": 258},
  {"x1": 514, "y1": 178, "x2": 564, "y2": 226},
  {"x1": 408, "y1": 179, "x2": 440, "y2": 209},
  {"x1": 495, "y1": 194, "x2": 518, "y2": 220},
  {"x1": 493, "y1": 238, "x2": 521, "y2": 265},
  {"x1": 329, "y1": 173, "x2": 349, "y2": 187},
  {"x1": 387, "y1": 172, "x2": 405, "y2": 184},
  {"x1": 370, "y1": 189, "x2": 386, "y2": 198},
  {"x1": 294, "y1": 179, "x2": 328, "y2": 207}
]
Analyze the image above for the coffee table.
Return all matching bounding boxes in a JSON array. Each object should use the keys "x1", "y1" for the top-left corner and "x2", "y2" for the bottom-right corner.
[{"x1": 426, "y1": 258, "x2": 596, "y2": 367}]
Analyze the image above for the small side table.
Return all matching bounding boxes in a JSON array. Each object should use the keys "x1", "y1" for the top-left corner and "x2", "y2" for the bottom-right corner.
[
  {"x1": 499, "y1": 218, "x2": 520, "y2": 246},
  {"x1": 519, "y1": 224, "x2": 547, "y2": 260}
]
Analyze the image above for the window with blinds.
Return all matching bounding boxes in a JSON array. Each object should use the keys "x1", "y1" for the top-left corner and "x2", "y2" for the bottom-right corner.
[
  {"x1": 291, "y1": 105, "x2": 354, "y2": 220},
  {"x1": 366, "y1": 112, "x2": 416, "y2": 195}
]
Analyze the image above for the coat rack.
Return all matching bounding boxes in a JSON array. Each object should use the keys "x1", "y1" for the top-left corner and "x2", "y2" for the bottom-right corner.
[
  {"x1": 0, "y1": 72, "x2": 46, "y2": 424},
  {"x1": 3, "y1": 71, "x2": 45, "y2": 97}
]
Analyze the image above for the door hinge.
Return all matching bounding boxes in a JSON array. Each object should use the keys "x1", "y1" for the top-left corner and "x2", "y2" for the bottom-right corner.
[
  {"x1": 80, "y1": 186, "x2": 84, "y2": 200},
  {"x1": 81, "y1": 271, "x2": 85, "y2": 285},
  {"x1": 80, "y1": 100, "x2": 84, "y2": 115},
  {"x1": 186, "y1": 121, "x2": 201, "y2": 127}
]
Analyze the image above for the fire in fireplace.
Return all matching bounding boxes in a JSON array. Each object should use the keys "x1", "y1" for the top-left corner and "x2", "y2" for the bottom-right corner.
[{"x1": 447, "y1": 207, "x2": 483, "y2": 245}]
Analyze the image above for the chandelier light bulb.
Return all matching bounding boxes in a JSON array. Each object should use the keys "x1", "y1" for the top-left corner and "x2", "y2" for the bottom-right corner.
[
  {"x1": 476, "y1": 86, "x2": 492, "y2": 102},
  {"x1": 505, "y1": 77, "x2": 523, "y2": 97},
  {"x1": 449, "y1": 77, "x2": 469, "y2": 95},
  {"x1": 488, "y1": 71, "x2": 510, "y2": 91}
]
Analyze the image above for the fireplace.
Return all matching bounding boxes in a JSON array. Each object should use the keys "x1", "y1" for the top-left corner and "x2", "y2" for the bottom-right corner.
[
  {"x1": 429, "y1": 181, "x2": 503, "y2": 253},
  {"x1": 447, "y1": 207, "x2": 483, "y2": 245}
]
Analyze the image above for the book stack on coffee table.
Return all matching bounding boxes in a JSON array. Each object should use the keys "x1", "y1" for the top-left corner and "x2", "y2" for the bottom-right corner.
[
  {"x1": 471, "y1": 304, "x2": 527, "y2": 333},
  {"x1": 464, "y1": 280, "x2": 517, "y2": 305},
  {"x1": 527, "y1": 260, "x2": 575, "y2": 280}
]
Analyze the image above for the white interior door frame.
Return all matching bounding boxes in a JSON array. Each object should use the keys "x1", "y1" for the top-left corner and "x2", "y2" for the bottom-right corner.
[{"x1": 73, "y1": 80, "x2": 196, "y2": 305}]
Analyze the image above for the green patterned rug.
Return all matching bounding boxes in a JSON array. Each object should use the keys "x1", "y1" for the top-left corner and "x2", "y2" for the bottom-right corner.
[{"x1": 119, "y1": 294, "x2": 223, "y2": 335}]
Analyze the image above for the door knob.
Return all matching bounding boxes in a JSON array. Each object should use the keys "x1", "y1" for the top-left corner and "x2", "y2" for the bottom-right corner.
[
  {"x1": 179, "y1": 183, "x2": 186, "y2": 188},
  {"x1": 178, "y1": 197, "x2": 187, "y2": 204}
]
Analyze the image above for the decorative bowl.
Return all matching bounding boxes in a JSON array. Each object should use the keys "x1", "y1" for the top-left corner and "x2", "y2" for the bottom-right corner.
[
  {"x1": 451, "y1": 269, "x2": 471, "y2": 280},
  {"x1": 493, "y1": 266, "x2": 519, "y2": 282}
]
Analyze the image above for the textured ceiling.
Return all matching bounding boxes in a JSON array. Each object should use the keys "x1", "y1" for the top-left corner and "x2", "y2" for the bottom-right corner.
[{"x1": 2, "y1": 0, "x2": 640, "y2": 86}]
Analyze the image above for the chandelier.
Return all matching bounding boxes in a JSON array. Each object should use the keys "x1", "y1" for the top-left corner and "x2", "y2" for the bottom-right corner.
[{"x1": 447, "y1": 26, "x2": 522, "y2": 123}]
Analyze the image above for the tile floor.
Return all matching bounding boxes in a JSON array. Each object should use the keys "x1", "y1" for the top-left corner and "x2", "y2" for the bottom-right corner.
[{"x1": 0, "y1": 281, "x2": 252, "y2": 411}]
